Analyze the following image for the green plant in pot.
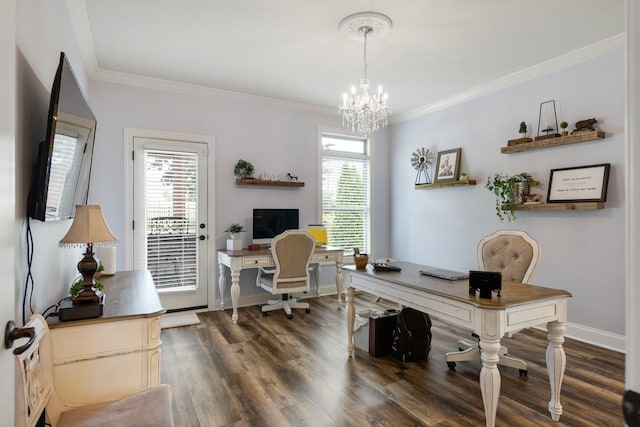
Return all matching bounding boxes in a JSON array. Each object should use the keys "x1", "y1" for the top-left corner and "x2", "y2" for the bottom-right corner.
[
  {"x1": 519, "y1": 121, "x2": 527, "y2": 136},
  {"x1": 70, "y1": 276, "x2": 104, "y2": 298},
  {"x1": 560, "y1": 121, "x2": 569, "y2": 136},
  {"x1": 224, "y1": 223, "x2": 245, "y2": 239},
  {"x1": 233, "y1": 159, "x2": 254, "y2": 178},
  {"x1": 486, "y1": 173, "x2": 540, "y2": 221}
]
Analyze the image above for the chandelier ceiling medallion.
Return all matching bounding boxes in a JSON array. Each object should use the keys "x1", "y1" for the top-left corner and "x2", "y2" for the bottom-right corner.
[{"x1": 338, "y1": 12, "x2": 392, "y2": 137}]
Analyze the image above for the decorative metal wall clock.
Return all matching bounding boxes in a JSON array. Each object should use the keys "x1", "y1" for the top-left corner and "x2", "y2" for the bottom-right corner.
[{"x1": 410, "y1": 147, "x2": 433, "y2": 185}]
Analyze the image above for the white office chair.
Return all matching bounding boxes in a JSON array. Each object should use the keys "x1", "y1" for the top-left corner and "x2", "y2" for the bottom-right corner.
[
  {"x1": 256, "y1": 230, "x2": 315, "y2": 319},
  {"x1": 445, "y1": 230, "x2": 541, "y2": 376}
]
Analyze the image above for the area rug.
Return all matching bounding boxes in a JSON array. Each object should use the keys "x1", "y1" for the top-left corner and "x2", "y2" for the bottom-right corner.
[{"x1": 160, "y1": 312, "x2": 201, "y2": 329}]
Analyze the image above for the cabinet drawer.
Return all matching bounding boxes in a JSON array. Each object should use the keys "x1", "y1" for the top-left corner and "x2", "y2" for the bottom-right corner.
[
  {"x1": 314, "y1": 253, "x2": 340, "y2": 262},
  {"x1": 242, "y1": 257, "x2": 271, "y2": 267}
]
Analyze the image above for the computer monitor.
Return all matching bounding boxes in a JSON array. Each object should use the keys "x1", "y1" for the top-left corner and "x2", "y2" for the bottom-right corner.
[{"x1": 252, "y1": 208, "x2": 299, "y2": 245}]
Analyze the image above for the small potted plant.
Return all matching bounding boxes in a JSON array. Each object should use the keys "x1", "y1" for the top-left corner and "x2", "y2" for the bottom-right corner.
[
  {"x1": 224, "y1": 223, "x2": 245, "y2": 250},
  {"x1": 70, "y1": 276, "x2": 104, "y2": 298},
  {"x1": 519, "y1": 121, "x2": 527, "y2": 138},
  {"x1": 486, "y1": 173, "x2": 540, "y2": 221},
  {"x1": 560, "y1": 121, "x2": 569, "y2": 136},
  {"x1": 459, "y1": 172, "x2": 468, "y2": 182},
  {"x1": 233, "y1": 159, "x2": 254, "y2": 179}
]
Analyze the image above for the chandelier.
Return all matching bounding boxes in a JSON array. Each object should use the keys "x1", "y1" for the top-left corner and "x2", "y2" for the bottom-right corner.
[{"x1": 339, "y1": 12, "x2": 392, "y2": 137}]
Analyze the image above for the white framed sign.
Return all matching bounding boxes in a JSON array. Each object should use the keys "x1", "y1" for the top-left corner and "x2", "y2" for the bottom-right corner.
[{"x1": 547, "y1": 163, "x2": 610, "y2": 203}]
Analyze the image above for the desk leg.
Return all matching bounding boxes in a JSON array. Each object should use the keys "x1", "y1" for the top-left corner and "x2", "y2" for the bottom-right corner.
[
  {"x1": 546, "y1": 321, "x2": 566, "y2": 422},
  {"x1": 479, "y1": 337, "x2": 501, "y2": 427},
  {"x1": 230, "y1": 271, "x2": 240, "y2": 324},
  {"x1": 346, "y1": 287, "x2": 355, "y2": 357},
  {"x1": 336, "y1": 260, "x2": 344, "y2": 309},
  {"x1": 218, "y1": 266, "x2": 227, "y2": 311}
]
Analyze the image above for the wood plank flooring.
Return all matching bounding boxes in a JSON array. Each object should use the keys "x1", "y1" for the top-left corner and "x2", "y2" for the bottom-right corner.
[{"x1": 161, "y1": 294, "x2": 625, "y2": 426}]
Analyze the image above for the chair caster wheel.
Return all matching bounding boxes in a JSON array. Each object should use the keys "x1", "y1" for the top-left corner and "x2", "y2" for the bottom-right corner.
[
  {"x1": 287, "y1": 314, "x2": 293, "y2": 320},
  {"x1": 519, "y1": 369, "x2": 528, "y2": 377},
  {"x1": 305, "y1": 308, "x2": 311, "y2": 313},
  {"x1": 447, "y1": 362, "x2": 456, "y2": 371}
]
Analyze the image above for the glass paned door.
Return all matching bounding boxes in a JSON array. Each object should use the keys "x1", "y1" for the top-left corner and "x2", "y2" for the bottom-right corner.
[{"x1": 133, "y1": 137, "x2": 208, "y2": 310}]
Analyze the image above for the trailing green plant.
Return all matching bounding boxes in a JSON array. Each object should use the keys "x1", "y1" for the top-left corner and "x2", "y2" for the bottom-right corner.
[
  {"x1": 486, "y1": 173, "x2": 540, "y2": 222},
  {"x1": 69, "y1": 277, "x2": 104, "y2": 298},
  {"x1": 233, "y1": 159, "x2": 254, "y2": 178}
]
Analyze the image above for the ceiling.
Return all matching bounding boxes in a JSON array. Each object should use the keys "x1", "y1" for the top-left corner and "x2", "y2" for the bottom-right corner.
[{"x1": 70, "y1": 0, "x2": 624, "y2": 119}]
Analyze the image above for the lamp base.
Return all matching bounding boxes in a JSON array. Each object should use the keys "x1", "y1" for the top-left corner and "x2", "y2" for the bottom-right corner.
[{"x1": 59, "y1": 294, "x2": 104, "y2": 321}]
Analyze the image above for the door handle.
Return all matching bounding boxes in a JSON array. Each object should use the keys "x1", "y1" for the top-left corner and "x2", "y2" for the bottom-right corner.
[{"x1": 4, "y1": 321, "x2": 36, "y2": 355}]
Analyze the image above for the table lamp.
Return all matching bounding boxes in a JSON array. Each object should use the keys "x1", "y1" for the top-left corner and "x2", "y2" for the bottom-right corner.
[{"x1": 59, "y1": 205, "x2": 118, "y2": 305}]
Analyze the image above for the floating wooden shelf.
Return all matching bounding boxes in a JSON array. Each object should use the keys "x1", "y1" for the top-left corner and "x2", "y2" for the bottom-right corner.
[
  {"x1": 415, "y1": 179, "x2": 476, "y2": 190},
  {"x1": 500, "y1": 130, "x2": 605, "y2": 154},
  {"x1": 235, "y1": 178, "x2": 304, "y2": 187},
  {"x1": 503, "y1": 202, "x2": 605, "y2": 211}
]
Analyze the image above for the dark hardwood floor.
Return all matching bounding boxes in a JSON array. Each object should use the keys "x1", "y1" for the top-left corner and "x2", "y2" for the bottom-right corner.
[{"x1": 161, "y1": 294, "x2": 625, "y2": 426}]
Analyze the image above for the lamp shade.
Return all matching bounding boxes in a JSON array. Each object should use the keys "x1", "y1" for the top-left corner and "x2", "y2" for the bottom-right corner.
[{"x1": 59, "y1": 205, "x2": 118, "y2": 247}]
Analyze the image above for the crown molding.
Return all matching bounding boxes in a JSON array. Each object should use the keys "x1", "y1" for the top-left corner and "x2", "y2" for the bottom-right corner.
[{"x1": 392, "y1": 33, "x2": 625, "y2": 124}]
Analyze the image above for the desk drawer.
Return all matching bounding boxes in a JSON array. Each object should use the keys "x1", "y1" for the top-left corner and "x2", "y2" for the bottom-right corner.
[
  {"x1": 242, "y1": 257, "x2": 271, "y2": 267},
  {"x1": 314, "y1": 252, "x2": 340, "y2": 262}
]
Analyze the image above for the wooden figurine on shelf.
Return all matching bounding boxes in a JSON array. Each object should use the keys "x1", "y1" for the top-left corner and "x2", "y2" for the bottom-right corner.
[{"x1": 572, "y1": 118, "x2": 598, "y2": 134}]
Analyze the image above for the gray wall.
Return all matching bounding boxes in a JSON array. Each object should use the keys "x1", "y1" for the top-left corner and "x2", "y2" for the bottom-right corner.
[{"x1": 390, "y1": 49, "x2": 625, "y2": 348}]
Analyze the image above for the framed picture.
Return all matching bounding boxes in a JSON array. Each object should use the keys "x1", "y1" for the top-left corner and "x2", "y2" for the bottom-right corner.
[
  {"x1": 434, "y1": 148, "x2": 461, "y2": 183},
  {"x1": 547, "y1": 163, "x2": 611, "y2": 203}
]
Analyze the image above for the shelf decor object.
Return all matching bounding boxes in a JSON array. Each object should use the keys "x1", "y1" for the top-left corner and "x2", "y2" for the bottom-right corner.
[
  {"x1": 547, "y1": 163, "x2": 611, "y2": 203},
  {"x1": 434, "y1": 148, "x2": 462, "y2": 183},
  {"x1": 410, "y1": 147, "x2": 433, "y2": 185},
  {"x1": 338, "y1": 12, "x2": 392, "y2": 137},
  {"x1": 500, "y1": 130, "x2": 604, "y2": 153},
  {"x1": 485, "y1": 173, "x2": 540, "y2": 222},
  {"x1": 503, "y1": 202, "x2": 605, "y2": 211},
  {"x1": 535, "y1": 100, "x2": 561, "y2": 141}
]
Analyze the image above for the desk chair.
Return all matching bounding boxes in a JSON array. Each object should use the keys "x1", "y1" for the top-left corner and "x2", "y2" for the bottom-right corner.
[
  {"x1": 445, "y1": 230, "x2": 541, "y2": 376},
  {"x1": 13, "y1": 314, "x2": 174, "y2": 427},
  {"x1": 256, "y1": 230, "x2": 315, "y2": 319}
]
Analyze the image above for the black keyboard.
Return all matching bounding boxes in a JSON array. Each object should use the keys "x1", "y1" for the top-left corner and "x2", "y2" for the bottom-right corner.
[{"x1": 372, "y1": 263, "x2": 402, "y2": 272}]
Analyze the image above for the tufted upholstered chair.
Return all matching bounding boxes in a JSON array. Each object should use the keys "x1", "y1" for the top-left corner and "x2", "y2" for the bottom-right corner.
[
  {"x1": 256, "y1": 230, "x2": 315, "y2": 318},
  {"x1": 445, "y1": 230, "x2": 541, "y2": 376}
]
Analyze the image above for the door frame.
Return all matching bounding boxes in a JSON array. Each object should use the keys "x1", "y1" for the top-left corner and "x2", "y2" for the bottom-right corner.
[{"x1": 124, "y1": 128, "x2": 216, "y2": 311}]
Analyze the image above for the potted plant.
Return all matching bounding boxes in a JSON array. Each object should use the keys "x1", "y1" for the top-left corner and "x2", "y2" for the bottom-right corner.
[
  {"x1": 224, "y1": 223, "x2": 245, "y2": 250},
  {"x1": 560, "y1": 121, "x2": 569, "y2": 136},
  {"x1": 233, "y1": 159, "x2": 254, "y2": 179},
  {"x1": 486, "y1": 173, "x2": 540, "y2": 221},
  {"x1": 459, "y1": 172, "x2": 468, "y2": 182},
  {"x1": 519, "y1": 121, "x2": 527, "y2": 138},
  {"x1": 70, "y1": 276, "x2": 104, "y2": 298}
]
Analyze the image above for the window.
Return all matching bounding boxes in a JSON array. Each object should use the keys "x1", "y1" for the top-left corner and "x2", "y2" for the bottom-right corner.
[{"x1": 320, "y1": 132, "x2": 370, "y2": 255}]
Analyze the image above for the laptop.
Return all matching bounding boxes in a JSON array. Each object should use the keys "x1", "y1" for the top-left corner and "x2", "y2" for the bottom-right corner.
[{"x1": 419, "y1": 265, "x2": 469, "y2": 281}]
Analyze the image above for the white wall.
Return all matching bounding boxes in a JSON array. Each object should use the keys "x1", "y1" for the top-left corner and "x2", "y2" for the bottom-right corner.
[
  {"x1": 88, "y1": 80, "x2": 391, "y2": 303},
  {"x1": 390, "y1": 49, "x2": 626, "y2": 348}
]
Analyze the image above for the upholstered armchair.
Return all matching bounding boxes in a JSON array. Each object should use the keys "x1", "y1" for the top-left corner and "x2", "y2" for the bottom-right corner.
[{"x1": 445, "y1": 230, "x2": 541, "y2": 376}]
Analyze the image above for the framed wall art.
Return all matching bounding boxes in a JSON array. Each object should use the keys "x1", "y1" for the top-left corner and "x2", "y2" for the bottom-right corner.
[
  {"x1": 547, "y1": 163, "x2": 610, "y2": 203},
  {"x1": 434, "y1": 148, "x2": 461, "y2": 183}
]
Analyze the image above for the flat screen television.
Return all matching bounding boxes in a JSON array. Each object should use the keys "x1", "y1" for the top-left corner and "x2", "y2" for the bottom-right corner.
[
  {"x1": 27, "y1": 52, "x2": 96, "y2": 221},
  {"x1": 252, "y1": 208, "x2": 299, "y2": 245}
]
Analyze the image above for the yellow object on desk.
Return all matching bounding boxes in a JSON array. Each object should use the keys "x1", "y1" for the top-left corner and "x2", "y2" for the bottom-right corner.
[{"x1": 306, "y1": 225, "x2": 327, "y2": 245}]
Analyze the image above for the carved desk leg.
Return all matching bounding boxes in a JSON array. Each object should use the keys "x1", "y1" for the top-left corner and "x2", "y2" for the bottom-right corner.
[
  {"x1": 479, "y1": 336, "x2": 501, "y2": 427},
  {"x1": 230, "y1": 271, "x2": 241, "y2": 324},
  {"x1": 336, "y1": 259, "x2": 344, "y2": 309},
  {"x1": 546, "y1": 321, "x2": 566, "y2": 421},
  {"x1": 346, "y1": 286, "x2": 355, "y2": 357},
  {"x1": 218, "y1": 266, "x2": 226, "y2": 311}
]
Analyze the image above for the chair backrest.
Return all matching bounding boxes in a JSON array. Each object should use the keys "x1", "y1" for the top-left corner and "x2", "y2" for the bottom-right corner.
[
  {"x1": 477, "y1": 230, "x2": 541, "y2": 284},
  {"x1": 15, "y1": 314, "x2": 54, "y2": 427},
  {"x1": 270, "y1": 230, "x2": 315, "y2": 293}
]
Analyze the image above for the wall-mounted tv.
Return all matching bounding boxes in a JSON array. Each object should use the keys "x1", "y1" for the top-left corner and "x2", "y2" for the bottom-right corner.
[
  {"x1": 252, "y1": 208, "x2": 299, "y2": 245},
  {"x1": 27, "y1": 52, "x2": 96, "y2": 221}
]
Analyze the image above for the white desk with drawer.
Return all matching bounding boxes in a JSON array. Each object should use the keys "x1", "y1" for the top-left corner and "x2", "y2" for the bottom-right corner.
[{"x1": 217, "y1": 245, "x2": 344, "y2": 324}]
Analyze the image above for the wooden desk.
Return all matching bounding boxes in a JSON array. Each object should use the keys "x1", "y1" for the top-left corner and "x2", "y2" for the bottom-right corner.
[
  {"x1": 48, "y1": 270, "x2": 165, "y2": 406},
  {"x1": 217, "y1": 246, "x2": 344, "y2": 324},
  {"x1": 344, "y1": 262, "x2": 572, "y2": 427}
]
